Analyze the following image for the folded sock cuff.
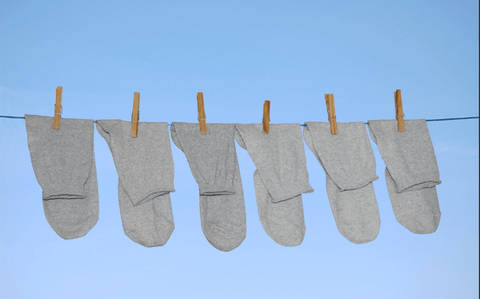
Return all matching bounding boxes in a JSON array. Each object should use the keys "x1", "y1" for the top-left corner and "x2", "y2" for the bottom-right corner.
[
  {"x1": 96, "y1": 120, "x2": 175, "y2": 206},
  {"x1": 25, "y1": 114, "x2": 94, "y2": 200},
  {"x1": 368, "y1": 119, "x2": 441, "y2": 192},
  {"x1": 42, "y1": 184, "x2": 87, "y2": 200},
  {"x1": 200, "y1": 188, "x2": 236, "y2": 196},
  {"x1": 266, "y1": 185, "x2": 314, "y2": 203},
  {"x1": 235, "y1": 124, "x2": 313, "y2": 203},
  {"x1": 304, "y1": 121, "x2": 378, "y2": 190},
  {"x1": 170, "y1": 123, "x2": 237, "y2": 194}
]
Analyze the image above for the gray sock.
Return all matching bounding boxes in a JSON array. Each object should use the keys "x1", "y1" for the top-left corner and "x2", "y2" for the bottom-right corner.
[
  {"x1": 368, "y1": 119, "x2": 441, "y2": 234},
  {"x1": 170, "y1": 123, "x2": 246, "y2": 251},
  {"x1": 304, "y1": 122, "x2": 380, "y2": 244},
  {"x1": 96, "y1": 120, "x2": 175, "y2": 247},
  {"x1": 25, "y1": 114, "x2": 99, "y2": 239},
  {"x1": 235, "y1": 124, "x2": 313, "y2": 246},
  {"x1": 253, "y1": 170, "x2": 306, "y2": 246}
]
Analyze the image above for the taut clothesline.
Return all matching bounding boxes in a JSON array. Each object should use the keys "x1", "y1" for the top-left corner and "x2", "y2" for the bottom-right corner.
[{"x1": 0, "y1": 115, "x2": 479, "y2": 126}]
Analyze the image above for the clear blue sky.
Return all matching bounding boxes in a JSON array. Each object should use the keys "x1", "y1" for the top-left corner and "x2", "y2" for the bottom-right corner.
[{"x1": 1, "y1": 1, "x2": 478, "y2": 298}]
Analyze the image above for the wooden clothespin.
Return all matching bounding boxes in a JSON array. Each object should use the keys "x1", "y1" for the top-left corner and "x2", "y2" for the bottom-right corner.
[
  {"x1": 262, "y1": 100, "x2": 270, "y2": 133},
  {"x1": 131, "y1": 92, "x2": 140, "y2": 137},
  {"x1": 197, "y1": 92, "x2": 207, "y2": 134},
  {"x1": 53, "y1": 86, "x2": 63, "y2": 129},
  {"x1": 324, "y1": 94, "x2": 337, "y2": 135},
  {"x1": 394, "y1": 89, "x2": 405, "y2": 131}
]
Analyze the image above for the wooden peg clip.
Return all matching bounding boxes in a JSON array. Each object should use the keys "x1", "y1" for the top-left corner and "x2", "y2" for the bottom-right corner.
[
  {"x1": 324, "y1": 94, "x2": 337, "y2": 135},
  {"x1": 131, "y1": 92, "x2": 140, "y2": 137},
  {"x1": 262, "y1": 100, "x2": 270, "y2": 133},
  {"x1": 197, "y1": 92, "x2": 207, "y2": 134},
  {"x1": 53, "y1": 86, "x2": 63, "y2": 129},
  {"x1": 394, "y1": 89, "x2": 405, "y2": 131}
]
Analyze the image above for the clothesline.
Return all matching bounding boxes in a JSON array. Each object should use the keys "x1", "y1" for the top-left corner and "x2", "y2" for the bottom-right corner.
[{"x1": 0, "y1": 115, "x2": 479, "y2": 125}]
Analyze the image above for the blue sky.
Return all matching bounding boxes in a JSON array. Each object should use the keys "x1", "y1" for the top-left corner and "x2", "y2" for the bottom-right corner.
[{"x1": 0, "y1": 1, "x2": 478, "y2": 298}]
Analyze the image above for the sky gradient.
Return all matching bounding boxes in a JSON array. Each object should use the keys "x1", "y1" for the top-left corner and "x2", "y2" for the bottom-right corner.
[{"x1": 1, "y1": 1, "x2": 478, "y2": 298}]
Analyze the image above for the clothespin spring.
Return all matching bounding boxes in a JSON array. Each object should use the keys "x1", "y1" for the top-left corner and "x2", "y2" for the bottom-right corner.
[{"x1": 54, "y1": 104, "x2": 63, "y2": 116}]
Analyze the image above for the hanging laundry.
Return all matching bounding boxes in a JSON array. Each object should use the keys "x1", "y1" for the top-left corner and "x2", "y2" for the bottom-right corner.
[
  {"x1": 304, "y1": 121, "x2": 380, "y2": 244},
  {"x1": 368, "y1": 119, "x2": 442, "y2": 234},
  {"x1": 25, "y1": 114, "x2": 99, "y2": 239},
  {"x1": 96, "y1": 120, "x2": 175, "y2": 247},
  {"x1": 235, "y1": 124, "x2": 313, "y2": 246},
  {"x1": 170, "y1": 123, "x2": 246, "y2": 252}
]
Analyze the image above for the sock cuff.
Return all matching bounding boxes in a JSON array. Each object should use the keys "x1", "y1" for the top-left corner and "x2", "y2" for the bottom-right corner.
[
  {"x1": 42, "y1": 184, "x2": 87, "y2": 200},
  {"x1": 368, "y1": 119, "x2": 441, "y2": 192},
  {"x1": 304, "y1": 121, "x2": 378, "y2": 191},
  {"x1": 235, "y1": 123, "x2": 314, "y2": 202},
  {"x1": 96, "y1": 119, "x2": 175, "y2": 206},
  {"x1": 170, "y1": 123, "x2": 238, "y2": 194},
  {"x1": 25, "y1": 114, "x2": 95, "y2": 201}
]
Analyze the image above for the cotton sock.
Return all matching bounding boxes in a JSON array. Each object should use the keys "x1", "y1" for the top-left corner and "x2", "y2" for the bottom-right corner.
[
  {"x1": 25, "y1": 114, "x2": 99, "y2": 239},
  {"x1": 199, "y1": 153, "x2": 247, "y2": 251},
  {"x1": 171, "y1": 123, "x2": 246, "y2": 251},
  {"x1": 385, "y1": 168, "x2": 441, "y2": 234},
  {"x1": 235, "y1": 124, "x2": 313, "y2": 246},
  {"x1": 368, "y1": 119, "x2": 441, "y2": 234},
  {"x1": 304, "y1": 121, "x2": 380, "y2": 244},
  {"x1": 253, "y1": 170, "x2": 306, "y2": 246},
  {"x1": 117, "y1": 180, "x2": 174, "y2": 247},
  {"x1": 96, "y1": 120, "x2": 175, "y2": 247}
]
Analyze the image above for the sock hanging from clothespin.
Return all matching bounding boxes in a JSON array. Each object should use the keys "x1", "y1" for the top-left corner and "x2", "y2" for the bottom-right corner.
[
  {"x1": 324, "y1": 94, "x2": 337, "y2": 135},
  {"x1": 131, "y1": 92, "x2": 140, "y2": 137},
  {"x1": 262, "y1": 100, "x2": 270, "y2": 133},
  {"x1": 53, "y1": 86, "x2": 63, "y2": 129},
  {"x1": 197, "y1": 92, "x2": 207, "y2": 134},
  {"x1": 395, "y1": 89, "x2": 405, "y2": 131}
]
